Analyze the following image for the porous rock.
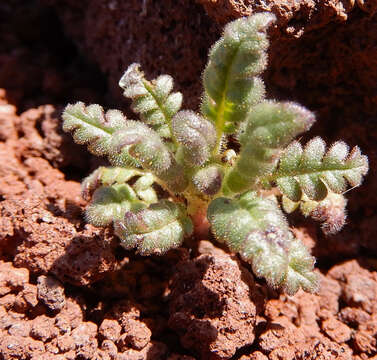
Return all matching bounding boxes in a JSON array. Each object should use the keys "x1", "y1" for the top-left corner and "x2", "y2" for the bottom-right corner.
[
  {"x1": 37, "y1": 275, "x2": 66, "y2": 312},
  {"x1": 169, "y1": 253, "x2": 259, "y2": 359}
]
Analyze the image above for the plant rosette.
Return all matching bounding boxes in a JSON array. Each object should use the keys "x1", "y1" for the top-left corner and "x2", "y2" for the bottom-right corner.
[{"x1": 62, "y1": 13, "x2": 368, "y2": 295}]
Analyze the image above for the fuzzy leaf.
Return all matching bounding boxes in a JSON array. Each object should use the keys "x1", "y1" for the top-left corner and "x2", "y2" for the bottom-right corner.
[
  {"x1": 119, "y1": 63, "x2": 182, "y2": 137},
  {"x1": 112, "y1": 121, "x2": 170, "y2": 172},
  {"x1": 309, "y1": 193, "x2": 347, "y2": 235},
  {"x1": 283, "y1": 192, "x2": 348, "y2": 235},
  {"x1": 172, "y1": 110, "x2": 217, "y2": 166},
  {"x1": 207, "y1": 192, "x2": 318, "y2": 294},
  {"x1": 223, "y1": 101, "x2": 315, "y2": 195},
  {"x1": 81, "y1": 166, "x2": 141, "y2": 200},
  {"x1": 114, "y1": 200, "x2": 193, "y2": 255},
  {"x1": 63, "y1": 102, "x2": 123, "y2": 154},
  {"x1": 85, "y1": 184, "x2": 145, "y2": 227},
  {"x1": 192, "y1": 165, "x2": 224, "y2": 196},
  {"x1": 62, "y1": 102, "x2": 140, "y2": 167},
  {"x1": 111, "y1": 120, "x2": 188, "y2": 192},
  {"x1": 281, "y1": 195, "x2": 300, "y2": 214},
  {"x1": 133, "y1": 173, "x2": 158, "y2": 203},
  {"x1": 201, "y1": 13, "x2": 275, "y2": 140},
  {"x1": 272, "y1": 138, "x2": 369, "y2": 201}
]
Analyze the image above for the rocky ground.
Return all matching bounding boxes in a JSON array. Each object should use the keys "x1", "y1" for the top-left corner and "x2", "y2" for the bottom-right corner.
[{"x1": 0, "y1": 1, "x2": 376, "y2": 359}]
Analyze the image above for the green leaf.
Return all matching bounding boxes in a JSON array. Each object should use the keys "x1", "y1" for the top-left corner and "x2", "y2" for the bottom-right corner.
[
  {"x1": 201, "y1": 13, "x2": 275, "y2": 156},
  {"x1": 82, "y1": 166, "x2": 158, "y2": 206},
  {"x1": 63, "y1": 102, "x2": 123, "y2": 154},
  {"x1": 207, "y1": 191, "x2": 319, "y2": 294},
  {"x1": 223, "y1": 101, "x2": 315, "y2": 195},
  {"x1": 272, "y1": 138, "x2": 369, "y2": 201},
  {"x1": 85, "y1": 184, "x2": 145, "y2": 227},
  {"x1": 111, "y1": 121, "x2": 188, "y2": 193},
  {"x1": 112, "y1": 121, "x2": 171, "y2": 172},
  {"x1": 282, "y1": 192, "x2": 347, "y2": 235},
  {"x1": 133, "y1": 173, "x2": 158, "y2": 203},
  {"x1": 192, "y1": 165, "x2": 224, "y2": 196},
  {"x1": 172, "y1": 110, "x2": 217, "y2": 166},
  {"x1": 81, "y1": 166, "x2": 141, "y2": 200},
  {"x1": 114, "y1": 200, "x2": 193, "y2": 255},
  {"x1": 281, "y1": 195, "x2": 300, "y2": 214},
  {"x1": 119, "y1": 63, "x2": 182, "y2": 138},
  {"x1": 62, "y1": 102, "x2": 140, "y2": 168},
  {"x1": 309, "y1": 192, "x2": 347, "y2": 235}
]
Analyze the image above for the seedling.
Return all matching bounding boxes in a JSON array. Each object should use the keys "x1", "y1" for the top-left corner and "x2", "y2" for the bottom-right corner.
[{"x1": 62, "y1": 13, "x2": 368, "y2": 294}]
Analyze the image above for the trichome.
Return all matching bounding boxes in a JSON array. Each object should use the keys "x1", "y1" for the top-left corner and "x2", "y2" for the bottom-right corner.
[{"x1": 62, "y1": 13, "x2": 368, "y2": 295}]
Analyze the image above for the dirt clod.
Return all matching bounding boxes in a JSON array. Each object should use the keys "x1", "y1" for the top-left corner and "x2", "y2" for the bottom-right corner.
[
  {"x1": 321, "y1": 317, "x2": 352, "y2": 344},
  {"x1": 37, "y1": 275, "x2": 66, "y2": 312},
  {"x1": 99, "y1": 319, "x2": 122, "y2": 343},
  {"x1": 117, "y1": 318, "x2": 151, "y2": 351},
  {"x1": 169, "y1": 253, "x2": 258, "y2": 359}
]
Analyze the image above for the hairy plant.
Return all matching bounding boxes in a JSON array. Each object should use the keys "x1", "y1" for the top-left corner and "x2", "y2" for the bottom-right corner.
[{"x1": 62, "y1": 13, "x2": 368, "y2": 295}]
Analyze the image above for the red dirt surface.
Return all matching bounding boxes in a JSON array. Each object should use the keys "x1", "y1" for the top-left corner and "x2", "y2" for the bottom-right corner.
[{"x1": 1, "y1": 0, "x2": 377, "y2": 359}]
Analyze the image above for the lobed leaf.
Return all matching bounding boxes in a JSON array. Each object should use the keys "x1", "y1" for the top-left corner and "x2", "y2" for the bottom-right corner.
[
  {"x1": 272, "y1": 137, "x2": 369, "y2": 201},
  {"x1": 85, "y1": 184, "x2": 145, "y2": 227},
  {"x1": 132, "y1": 173, "x2": 158, "y2": 203},
  {"x1": 309, "y1": 192, "x2": 347, "y2": 235},
  {"x1": 111, "y1": 120, "x2": 188, "y2": 193},
  {"x1": 63, "y1": 102, "x2": 123, "y2": 153},
  {"x1": 192, "y1": 164, "x2": 224, "y2": 196},
  {"x1": 114, "y1": 200, "x2": 193, "y2": 255},
  {"x1": 81, "y1": 166, "x2": 141, "y2": 200},
  {"x1": 172, "y1": 110, "x2": 217, "y2": 166},
  {"x1": 201, "y1": 13, "x2": 275, "y2": 141},
  {"x1": 207, "y1": 191, "x2": 319, "y2": 294},
  {"x1": 112, "y1": 121, "x2": 171, "y2": 172},
  {"x1": 62, "y1": 102, "x2": 139, "y2": 167},
  {"x1": 223, "y1": 101, "x2": 315, "y2": 195},
  {"x1": 282, "y1": 192, "x2": 347, "y2": 235},
  {"x1": 201, "y1": 13, "x2": 275, "y2": 153},
  {"x1": 119, "y1": 63, "x2": 182, "y2": 138}
]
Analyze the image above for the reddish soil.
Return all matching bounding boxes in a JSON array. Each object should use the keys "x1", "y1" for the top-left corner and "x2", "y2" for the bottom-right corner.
[{"x1": 1, "y1": 1, "x2": 377, "y2": 359}]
